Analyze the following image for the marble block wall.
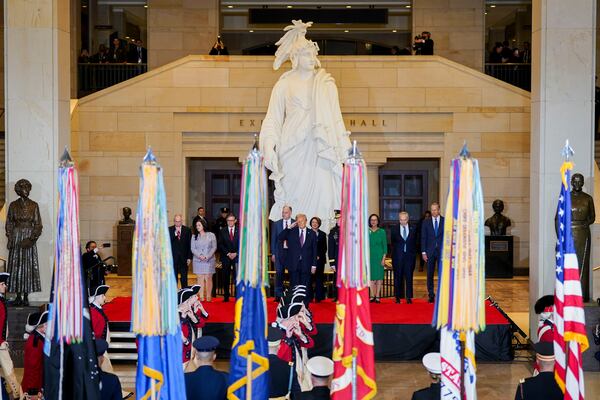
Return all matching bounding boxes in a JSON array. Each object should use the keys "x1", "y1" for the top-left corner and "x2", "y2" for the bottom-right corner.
[
  {"x1": 412, "y1": 0, "x2": 485, "y2": 71},
  {"x1": 70, "y1": 55, "x2": 530, "y2": 274},
  {"x1": 147, "y1": 0, "x2": 219, "y2": 70}
]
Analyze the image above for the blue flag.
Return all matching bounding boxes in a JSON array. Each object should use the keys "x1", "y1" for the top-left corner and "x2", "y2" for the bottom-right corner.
[{"x1": 227, "y1": 283, "x2": 270, "y2": 400}]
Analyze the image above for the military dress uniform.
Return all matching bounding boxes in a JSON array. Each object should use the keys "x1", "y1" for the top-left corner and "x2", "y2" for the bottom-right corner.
[
  {"x1": 184, "y1": 336, "x2": 229, "y2": 400},
  {"x1": 21, "y1": 311, "x2": 48, "y2": 395},
  {"x1": 327, "y1": 210, "x2": 341, "y2": 300},
  {"x1": 411, "y1": 352, "x2": 441, "y2": 400},
  {"x1": 411, "y1": 383, "x2": 440, "y2": 400},
  {"x1": 515, "y1": 342, "x2": 562, "y2": 400},
  {"x1": 95, "y1": 339, "x2": 123, "y2": 400}
]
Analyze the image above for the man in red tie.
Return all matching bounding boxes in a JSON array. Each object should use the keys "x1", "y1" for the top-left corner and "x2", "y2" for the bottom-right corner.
[
  {"x1": 169, "y1": 214, "x2": 193, "y2": 288},
  {"x1": 218, "y1": 213, "x2": 239, "y2": 302}
]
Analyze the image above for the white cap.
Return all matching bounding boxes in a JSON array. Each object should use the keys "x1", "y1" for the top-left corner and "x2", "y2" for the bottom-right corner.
[
  {"x1": 422, "y1": 352, "x2": 441, "y2": 375},
  {"x1": 306, "y1": 356, "x2": 334, "y2": 378}
]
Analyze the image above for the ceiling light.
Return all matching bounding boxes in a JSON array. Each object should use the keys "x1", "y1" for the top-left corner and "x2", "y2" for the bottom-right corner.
[
  {"x1": 406, "y1": 5, "x2": 411, "y2": 8},
  {"x1": 490, "y1": 4, "x2": 496, "y2": 7},
  {"x1": 344, "y1": 30, "x2": 349, "y2": 33},
  {"x1": 144, "y1": 5, "x2": 148, "y2": 8},
  {"x1": 249, "y1": 30, "x2": 254, "y2": 32},
  {"x1": 82, "y1": 5, "x2": 87, "y2": 8},
  {"x1": 287, "y1": 5, "x2": 293, "y2": 8},
  {"x1": 392, "y1": 29, "x2": 397, "y2": 33},
  {"x1": 484, "y1": 11, "x2": 488, "y2": 14},
  {"x1": 346, "y1": 5, "x2": 352, "y2": 8},
  {"x1": 227, "y1": 5, "x2": 233, "y2": 8}
]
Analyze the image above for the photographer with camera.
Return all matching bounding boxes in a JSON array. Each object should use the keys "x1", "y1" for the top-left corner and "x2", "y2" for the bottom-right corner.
[
  {"x1": 413, "y1": 31, "x2": 434, "y2": 55},
  {"x1": 82, "y1": 241, "x2": 115, "y2": 292},
  {"x1": 209, "y1": 36, "x2": 229, "y2": 56}
]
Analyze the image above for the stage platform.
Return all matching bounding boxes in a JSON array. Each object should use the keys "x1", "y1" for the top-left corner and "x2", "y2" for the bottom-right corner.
[{"x1": 105, "y1": 296, "x2": 513, "y2": 362}]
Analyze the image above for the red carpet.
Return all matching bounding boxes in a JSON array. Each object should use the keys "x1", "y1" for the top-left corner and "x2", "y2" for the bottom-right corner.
[{"x1": 104, "y1": 296, "x2": 508, "y2": 325}]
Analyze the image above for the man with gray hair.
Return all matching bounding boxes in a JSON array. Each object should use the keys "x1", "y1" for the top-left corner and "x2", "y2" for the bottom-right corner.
[
  {"x1": 169, "y1": 214, "x2": 192, "y2": 288},
  {"x1": 391, "y1": 211, "x2": 417, "y2": 304}
]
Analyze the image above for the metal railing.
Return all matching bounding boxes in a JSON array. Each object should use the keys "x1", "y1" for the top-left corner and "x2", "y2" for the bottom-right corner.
[
  {"x1": 77, "y1": 63, "x2": 147, "y2": 97},
  {"x1": 485, "y1": 63, "x2": 531, "y2": 91}
]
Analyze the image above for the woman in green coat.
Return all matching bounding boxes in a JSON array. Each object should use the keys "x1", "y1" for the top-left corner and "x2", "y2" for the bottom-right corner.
[{"x1": 368, "y1": 214, "x2": 387, "y2": 303}]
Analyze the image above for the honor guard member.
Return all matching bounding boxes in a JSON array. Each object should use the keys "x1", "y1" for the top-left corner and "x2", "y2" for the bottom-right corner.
[
  {"x1": 327, "y1": 210, "x2": 341, "y2": 301},
  {"x1": 90, "y1": 285, "x2": 111, "y2": 341},
  {"x1": 300, "y1": 356, "x2": 334, "y2": 399},
  {"x1": 95, "y1": 339, "x2": 124, "y2": 400},
  {"x1": 178, "y1": 286, "x2": 201, "y2": 367},
  {"x1": 411, "y1": 352, "x2": 441, "y2": 400},
  {"x1": 184, "y1": 336, "x2": 229, "y2": 400},
  {"x1": 21, "y1": 310, "x2": 48, "y2": 397},
  {"x1": 213, "y1": 207, "x2": 230, "y2": 234},
  {"x1": 267, "y1": 325, "x2": 296, "y2": 400},
  {"x1": 514, "y1": 342, "x2": 562, "y2": 400},
  {"x1": 0, "y1": 272, "x2": 22, "y2": 399}
]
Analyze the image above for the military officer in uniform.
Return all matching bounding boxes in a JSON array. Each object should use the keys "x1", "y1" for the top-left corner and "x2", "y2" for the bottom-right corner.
[
  {"x1": 184, "y1": 336, "x2": 228, "y2": 400},
  {"x1": 267, "y1": 325, "x2": 295, "y2": 399},
  {"x1": 213, "y1": 207, "x2": 229, "y2": 234},
  {"x1": 299, "y1": 356, "x2": 334, "y2": 399},
  {"x1": 411, "y1": 352, "x2": 441, "y2": 400},
  {"x1": 95, "y1": 339, "x2": 124, "y2": 400},
  {"x1": 514, "y1": 342, "x2": 562, "y2": 400},
  {"x1": 327, "y1": 210, "x2": 341, "y2": 301}
]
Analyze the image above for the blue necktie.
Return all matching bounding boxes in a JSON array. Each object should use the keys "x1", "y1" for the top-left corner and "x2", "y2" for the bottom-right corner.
[
  {"x1": 434, "y1": 218, "x2": 438, "y2": 235},
  {"x1": 402, "y1": 226, "x2": 407, "y2": 252}
]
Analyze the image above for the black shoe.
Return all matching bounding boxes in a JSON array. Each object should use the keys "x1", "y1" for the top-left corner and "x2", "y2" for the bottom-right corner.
[
  {"x1": 369, "y1": 297, "x2": 376, "y2": 303},
  {"x1": 223, "y1": 298, "x2": 229, "y2": 303},
  {"x1": 22, "y1": 294, "x2": 29, "y2": 307},
  {"x1": 395, "y1": 298, "x2": 400, "y2": 304},
  {"x1": 332, "y1": 298, "x2": 338, "y2": 302},
  {"x1": 407, "y1": 298, "x2": 412, "y2": 304},
  {"x1": 428, "y1": 296, "x2": 435, "y2": 303},
  {"x1": 375, "y1": 297, "x2": 381, "y2": 303},
  {"x1": 123, "y1": 392, "x2": 135, "y2": 400},
  {"x1": 274, "y1": 297, "x2": 281, "y2": 303}
]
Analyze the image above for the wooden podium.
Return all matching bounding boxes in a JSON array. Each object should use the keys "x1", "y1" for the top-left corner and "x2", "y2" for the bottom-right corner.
[{"x1": 117, "y1": 224, "x2": 134, "y2": 276}]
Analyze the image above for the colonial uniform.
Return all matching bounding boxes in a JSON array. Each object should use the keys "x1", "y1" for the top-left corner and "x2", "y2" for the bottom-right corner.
[
  {"x1": 178, "y1": 286, "x2": 202, "y2": 368},
  {"x1": 21, "y1": 311, "x2": 48, "y2": 395},
  {"x1": 95, "y1": 339, "x2": 124, "y2": 400},
  {"x1": 90, "y1": 285, "x2": 110, "y2": 341},
  {"x1": 0, "y1": 272, "x2": 22, "y2": 399},
  {"x1": 515, "y1": 342, "x2": 562, "y2": 400},
  {"x1": 411, "y1": 352, "x2": 441, "y2": 400},
  {"x1": 184, "y1": 336, "x2": 228, "y2": 400}
]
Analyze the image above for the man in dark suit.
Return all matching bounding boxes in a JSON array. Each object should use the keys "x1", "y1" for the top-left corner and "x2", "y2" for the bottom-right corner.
[
  {"x1": 169, "y1": 214, "x2": 192, "y2": 288},
  {"x1": 218, "y1": 213, "x2": 239, "y2": 302},
  {"x1": 391, "y1": 211, "x2": 417, "y2": 304},
  {"x1": 327, "y1": 210, "x2": 341, "y2": 301},
  {"x1": 184, "y1": 336, "x2": 229, "y2": 400},
  {"x1": 95, "y1": 339, "x2": 124, "y2": 400},
  {"x1": 128, "y1": 39, "x2": 147, "y2": 64},
  {"x1": 192, "y1": 206, "x2": 211, "y2": 233},
  {"x1": 420, "y1": 202, "x2": 444, "y2": 303},
  {"x1": 271, "y1": 205, "x2": 295, "y2": 301},
  {"x1": 278, "y1": 214, "x2": 317, "y2": 295},
  {"x1": 422, "y1": 31, "x2": 434, "y2": 55}
]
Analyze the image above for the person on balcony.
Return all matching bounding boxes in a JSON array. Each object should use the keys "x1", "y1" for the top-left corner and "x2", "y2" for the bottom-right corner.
[{"x1": 109, "y1": 38, "x2": 126, "y2": 63}]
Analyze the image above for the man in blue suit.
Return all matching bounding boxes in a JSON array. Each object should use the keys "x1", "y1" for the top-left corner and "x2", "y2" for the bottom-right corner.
[
  {"x1": 420, "y1": 202, "x2": 444, "y2": 303},
  {"x1": 391, "y1": 211, "x2": 417, "y2": 304},
  {"x1": 271, "y1": 206, "x2": 294, "y2": 301},
  {"x1": 277, "y1": 214, "x2": 317, "y2": 297}
]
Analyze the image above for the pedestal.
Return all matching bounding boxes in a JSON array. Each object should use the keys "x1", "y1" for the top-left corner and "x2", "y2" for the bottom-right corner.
[
  {"x1": 485, "y1": 236, "x2": 514, "y2": 278},
  {"x1": 117, "y1": 224, "x2": 134, "y2": 276}
]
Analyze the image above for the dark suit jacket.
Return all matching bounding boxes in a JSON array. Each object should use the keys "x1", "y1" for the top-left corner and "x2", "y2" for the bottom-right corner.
[
  {"x1": 271, "y1": 218, "x2": 295, "y2": 265},
  {"x1": 185, "y1": 366, "x2": 228, "y2": 400},
  {"x1": 411, "y1": 383, "x2": 440, "y2": 400},
  {"x1": 314, "y1": 229, "x2": 327, "y2": 267},
  {"x1": 218, "y1": 225, "x2": 240, "y2": 266},
  {"x1": 278, "y1": 227, "x2": 317, "y2": 273},
  {"x1": 128, "y1": 46, "x2": 147, "y2": 63},
  {"x1": 390, "y1": 224, "x2": 417, "y2": 266},
  {"x1": 108, "y1": 47, "x2": 126, "y2": 63},
  {"x1": 420, "y1": 216, "x2": 444, "y2": 257},
  {"x1": 100, "y1": 371, "x2": 122, "y2": 400},
  {"x1": 422, "y1": 39, "x2": 434, "y2": 55},
  {"x1": 328, "y1": 226, "x2": 340, "y2": 268},
  {"x1": 169, "y1": 225, "x2": 192, "y2": 264}
]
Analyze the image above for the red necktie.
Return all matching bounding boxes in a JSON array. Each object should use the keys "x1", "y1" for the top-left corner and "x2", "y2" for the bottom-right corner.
[
  {"x1": 300, "y1": 229, "x2": 305, "y2": 247},
  {"x1": 229, "y1": 228, "x2": 234, "y2": 241},
  {"x1": 176, "y1": 229, "x2": 180, "y2": 240}
]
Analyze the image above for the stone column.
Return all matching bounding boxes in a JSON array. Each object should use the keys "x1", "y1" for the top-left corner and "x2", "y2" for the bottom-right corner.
[
  {"x1": 412, "y1": 0, "x2": 484, "y2": 71},
  {"x1": 4, "y1": 0, "x2": 71, "y2": 301},
  {"x1": 367, "y1": 163, "x2": 382, "y2": 216},
  {"x1": 147, "y1": 0, "x2": 219, "y2": 70},
  {"x1": 530, "y1": 0, "x2": 596, "y2": 338}
]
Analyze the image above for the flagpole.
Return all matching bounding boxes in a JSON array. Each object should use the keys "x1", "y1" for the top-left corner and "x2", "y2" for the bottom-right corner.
[
  {"x1": 246, "y1": 351, "x2": 253, "y2": 400},
  {"x1": 351, "y1": 348, "x2": 357, "y2": 400}
]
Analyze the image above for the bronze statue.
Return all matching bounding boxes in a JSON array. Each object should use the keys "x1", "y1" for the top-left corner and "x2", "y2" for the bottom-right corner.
[
  {"x1": 5, "y1": 179, "x2": 42, "y2": 306},
  {"x1": 118, "y1": 207, "x2": 135, "y2": 225},
  {"x1": 567, "y1": 173, "x2": 595, "y2": 302},
  {"x1": 485, "y1": 199, "x2": 512, "y2": 236}
]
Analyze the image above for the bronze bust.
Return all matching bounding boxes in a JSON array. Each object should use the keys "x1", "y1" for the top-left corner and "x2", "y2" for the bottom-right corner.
[
  {"x1": 118, "y1": 207, "x2": 135, "y2": 225},
  {"x1": 485, "y1": 199, "x2": 511, "y2": 236},
  {"x1": 5, "y1": 179, "x2": 43, "y2": 306},
  {"x1": 566, "y1": 173, "x2": 595, "y2": 302}
]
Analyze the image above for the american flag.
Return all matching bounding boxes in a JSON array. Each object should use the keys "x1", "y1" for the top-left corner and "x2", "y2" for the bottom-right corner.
[{"x1": 553, "y1": 161, "x2": 589, "y2": 400}]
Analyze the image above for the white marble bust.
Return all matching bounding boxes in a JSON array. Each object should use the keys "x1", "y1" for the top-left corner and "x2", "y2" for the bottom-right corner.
[{"x1": 259, "y1": 20, "x2": 351, "y2": 232}]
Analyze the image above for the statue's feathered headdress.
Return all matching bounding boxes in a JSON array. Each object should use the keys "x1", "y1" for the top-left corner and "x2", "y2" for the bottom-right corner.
[{"x1": 273, "y1": 20, "x2": 320, "y2": 70}]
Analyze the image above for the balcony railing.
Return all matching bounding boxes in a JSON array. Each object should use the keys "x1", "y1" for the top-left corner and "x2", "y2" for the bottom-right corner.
[
  {"x1": 78, "y1": 63, "x2": 147, "y2": 98},
  {"x1": 485, "y1": 63, "x2": 531, "y2": 91}
]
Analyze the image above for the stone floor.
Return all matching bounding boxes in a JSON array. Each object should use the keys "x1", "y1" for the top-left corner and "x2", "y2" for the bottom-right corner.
[{"x1": 16, "y1": 273, "x2": 595, "y2": 399}]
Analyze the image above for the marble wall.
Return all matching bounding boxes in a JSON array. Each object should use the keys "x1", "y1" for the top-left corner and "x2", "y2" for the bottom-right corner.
[
  {"x1": 71, "y1": 55, "x2": 531, "y2": 273},
  {"x1": 412, "y1": 0, "x2": 485, "y2": 71},
  {"x1": 147, "y1": 0, "x2": 219, "y2": 70}
]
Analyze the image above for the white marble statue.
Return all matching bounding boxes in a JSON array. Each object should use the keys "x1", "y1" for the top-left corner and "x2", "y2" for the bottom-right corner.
[{"x1": 260, "y1": 20, "x2": 351, "y2": 233}]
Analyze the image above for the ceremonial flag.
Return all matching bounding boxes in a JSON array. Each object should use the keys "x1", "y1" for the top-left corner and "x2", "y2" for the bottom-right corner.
[
  {"x1": 227, "y1": 146, "x2": 269, "y2": 400},
  {"x1": 553, "y1": 157, "x2": 588, "y2": 400},
  {"x1": 131, "y1": 149, "x2": 185, "y2": 399},
  {"x1": 44, "y1": 149, "x2": 101, "y2": 400},
  {"x1": 331, "y1": 143, "x2": 377, "y2": 400},
  {"x1": 434, "y1": 145, "x2": 485, "y2": 400}
]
